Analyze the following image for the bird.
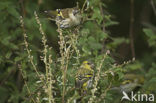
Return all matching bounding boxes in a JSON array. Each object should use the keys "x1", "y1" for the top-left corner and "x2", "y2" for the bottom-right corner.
[
  {"x1": 44, "y1": 7, "x2": 82, "y2": 29},
  {"x1": 75, "y1": 60, "x2": 94, "y2": 95},
  {"x1": 111, "y1": 74, "x2": 144, "y2": 93}
]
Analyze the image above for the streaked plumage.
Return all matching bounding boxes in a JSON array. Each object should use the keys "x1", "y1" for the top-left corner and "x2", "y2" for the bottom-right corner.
[
  {"x1": 44, "y1": 7, "x2": 82, "y2": 28},
  {"x1": 111, "y1": 74, "x2": 144, "y2": 93},
  {"x1": 75, "y1": 61, "x2": 94, "y2": 92}
]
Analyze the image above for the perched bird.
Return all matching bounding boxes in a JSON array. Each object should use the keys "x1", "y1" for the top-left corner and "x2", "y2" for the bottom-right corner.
[
  {"x1": 44, "y1": 7, "x2": 82, "y2": 28},
  {"x1": 111, "y1": 74, "x2": 144, "y2": 93},
  {"x1": 75, "y1": 61, "x2": 94, "y2": 95}
]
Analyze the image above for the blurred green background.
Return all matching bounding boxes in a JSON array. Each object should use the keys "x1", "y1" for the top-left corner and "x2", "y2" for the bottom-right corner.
[{"x1": 0, "y1": 0, "x2": 156, "y2": 103}]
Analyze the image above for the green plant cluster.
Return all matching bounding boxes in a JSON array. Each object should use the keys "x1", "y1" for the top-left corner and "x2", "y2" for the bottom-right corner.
[{"x1": 0, "y1": 0, "x2": 156, "y2": 103}]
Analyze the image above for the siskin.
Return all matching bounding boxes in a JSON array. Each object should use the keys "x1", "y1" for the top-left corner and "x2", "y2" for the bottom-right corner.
[
  {"x1": 111, "y1": 74, "x2": 144, "y2": 93},
  {"x1": 75, "y1": 61, "x2": 94, "y2": 95},
  {"x1": 44, "y1": 7, "x2": 82, "y2": 29}
]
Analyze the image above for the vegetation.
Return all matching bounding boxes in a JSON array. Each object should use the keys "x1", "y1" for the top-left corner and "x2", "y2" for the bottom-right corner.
[{"x1": 0, "y1": 0, "x2": 156, "y2": 103}]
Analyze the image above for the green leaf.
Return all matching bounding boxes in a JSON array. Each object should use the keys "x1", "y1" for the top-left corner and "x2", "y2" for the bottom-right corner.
[
  {"x1": 104, "y1": 15, "x2": 119, "y2": 27},
  {"x1": 107, "y1": 37, "x2": 129, "y2": 49},
  {"x1": 7, "y1": 7, "x2": 20, "y2": 18},
  {"x1": 82, "y1": 45, "x2": 91, "y2": 55},
  {"x1": 143, "y1": 28, "x2": 156, "y2": 47},
  {"x1": 6, "y1": 51, "x2": 12, "y2": 59},
  {"x1": 92, "y1": 7, "x2": 103, "y2": 24},
  {"x1": 14, "y1": 57, "x2": 22, "y2": 62},
  {"x1": 98, "y1": 31, "x2": 108, "y2": 41}
]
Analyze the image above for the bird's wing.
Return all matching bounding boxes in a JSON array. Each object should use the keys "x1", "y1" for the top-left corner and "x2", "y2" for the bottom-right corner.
[
  {"x1": 44, "y1": 10, "x2": 58, "y2": 18},
  {"x1": 60, "y1": 8, "x2": 71, "y2": 18}
]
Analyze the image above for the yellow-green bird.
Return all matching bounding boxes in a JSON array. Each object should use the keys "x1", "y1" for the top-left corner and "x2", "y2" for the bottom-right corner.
[
  {"x1": 44, "y1": 7, "x2": 82, "y2": 28},
  {"x1": 75, "y1": 61, "x2": 94, "y2": 95},
  {"x1": 111, "y1": 74, "x2": 144, "y2": 93}
]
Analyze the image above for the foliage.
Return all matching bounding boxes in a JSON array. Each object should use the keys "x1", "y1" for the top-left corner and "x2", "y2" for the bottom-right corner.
[
  {"x1": 143, "y1": 28, "x2": 156, "y2": 96},
  {"x1": 0, "y1": 0, "x2": 156, "y2": 103}
]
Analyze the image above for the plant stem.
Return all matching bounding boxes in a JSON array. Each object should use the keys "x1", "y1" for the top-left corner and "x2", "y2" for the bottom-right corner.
[
  {"x1": 129, "y1": 0, "x2": 135, "y2": 58},
  {"x1": 151, "y1": 0, "x2": 156, "y2": 17}
]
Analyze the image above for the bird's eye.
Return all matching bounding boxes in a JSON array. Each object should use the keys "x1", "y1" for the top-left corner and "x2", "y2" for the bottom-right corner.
[
  {"x1": 87, "y1": 62, "x2": 90, "y2": 65},
  {"x1": 73, "y1": 10, "x2": 79, "y2": 16},
  {"x1": 57, "y1": 9, "x2": 61, "y2": 14}
]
